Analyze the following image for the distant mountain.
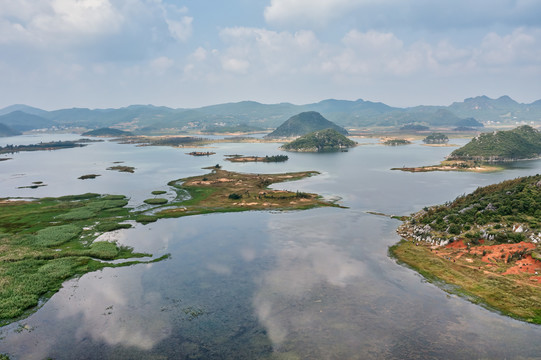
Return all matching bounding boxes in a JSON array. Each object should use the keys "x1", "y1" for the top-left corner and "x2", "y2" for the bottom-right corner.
[
  {"x1": 281, "y1": 128, "x2": 356, "y2": 152},
  {"x1": 0, "y1": 123, "x2": 22, "y2": 137},
  {"x1": 0, "y1": 104, "x2": 49, "y2": 117},
  {"x1": 1, "y1": 95, "x2": 540, "y2": 132},
  {"x1": 449, "y1": 95, "x2": 541, "y2": 123},
  {"x1": 373, "y1": 108, "x2": 483, "y2": 128},
  {"x1": 0, "y1": 111, "x2": 56, "y2": 132},
  {"x1": 265, "y1": 111, "x2": 348, "y2": 138},
  {"x1": 448, "y1": 125, "x2": 541, "y2": 161},
  {"x1": 82, "y1": 127, "x2": 132, "y2": 137}
]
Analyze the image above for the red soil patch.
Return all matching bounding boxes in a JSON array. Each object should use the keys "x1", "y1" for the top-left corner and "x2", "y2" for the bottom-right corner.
[
  {"x1": 445, "y1": 239, "x2": 467, "y2": 249},
  {"x1": 504, "y1": 255, "x2": 541, "y2": 276},
  {"x1": 441, "y1": 241, "x2": 540, "y2": 278}
]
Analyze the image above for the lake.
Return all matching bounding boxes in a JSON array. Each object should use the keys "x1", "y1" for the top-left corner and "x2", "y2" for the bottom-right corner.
[{"x1": 1, "y1": 135, "x2": 541, "y2": 359}]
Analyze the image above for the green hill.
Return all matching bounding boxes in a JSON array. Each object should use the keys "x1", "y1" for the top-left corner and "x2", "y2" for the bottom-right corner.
[
  {"x1": 448, "y1": 125, "x2": 541, "y2": 161},
  {"x1": 412, "y1": 174, "x2": 541, "y2": 236},
  {"x1": 265, "y1": 111, "x2": 348, "y2": 138},
  {"x1": 281, "y1": 128, "x2": 356, "y2": 152},
  {"x1": 0, "y1": 123, "x2": 21, "y2": 137},
  {"x1": 0, "y1": 111, "x2": 56, "y2": 132},
  {"x1": 82, "y1": 127, "x2": 132, "y2": 137}
]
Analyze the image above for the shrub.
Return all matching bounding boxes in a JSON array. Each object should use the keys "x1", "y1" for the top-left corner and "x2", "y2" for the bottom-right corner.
[{"x1": 228, "y1": 193, "x2": 242, "y2": 200}]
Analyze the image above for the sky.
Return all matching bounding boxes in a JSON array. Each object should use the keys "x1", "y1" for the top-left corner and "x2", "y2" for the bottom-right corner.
[{"x1": 1, "y1": 0, "x2": 541, "y2": 110}]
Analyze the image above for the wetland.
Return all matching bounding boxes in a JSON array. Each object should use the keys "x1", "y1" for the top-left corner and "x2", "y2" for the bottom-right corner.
[{"x1": 1, "y1": 134, "x2": 541, "y2": 359}]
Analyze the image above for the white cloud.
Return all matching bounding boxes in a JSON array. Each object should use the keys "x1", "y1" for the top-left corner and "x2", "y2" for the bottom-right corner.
[
  {"x1": 264, "y1": 0, "x2": 365, "y2": 27},
  {"x1": 0, "y1": 0, "x2": 192, "y2": 50},
  {"x1": 475, "y1": 28, "x2": 541, "y2": 67},
  {"x1": 150, "y1": 56, "x2": 174, "y2": 74},
  {"x1": 221, "y1": 57, "x2": 250, "y2": 73}
]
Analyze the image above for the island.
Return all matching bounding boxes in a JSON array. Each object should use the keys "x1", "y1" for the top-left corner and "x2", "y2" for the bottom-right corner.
[
  {"x1": 422, "y1": 133, "x2": 449, "y2": 144},
  {"x1": 187, "y1": 151, "x2": 216, "y2": 156},
  {"x1": 0, "y1": 168, "x2": 335, "y2": 325},
  {"x1": 224, "y1": 154, "x2": 288, "y2": 162},
  {"x1": 393, "y1": 125, "x2": 541, "y2": 172},
  {"x1": 265, "y1": 111, "x2": 348, "y2": 138},
  {"x1": 382, "y1": 138, "x2": 411, "y2": 146},
  {"x1": 448, "y1": 125, "x2": 541, "y2": 161},
  {"x1": 281, "y1": 128, "x2": 357, "y2": 152},
  {"x1": 390, "y1": 174, "x2": 541, "y2": 324},
  {"x1": 0, "y1": 141, "x2": 87, "y2": 155}
]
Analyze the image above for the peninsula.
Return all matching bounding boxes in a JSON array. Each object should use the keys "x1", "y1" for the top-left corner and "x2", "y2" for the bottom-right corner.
[{"x1": 391, "y1": 175, "x2": 541, "y2": 323}]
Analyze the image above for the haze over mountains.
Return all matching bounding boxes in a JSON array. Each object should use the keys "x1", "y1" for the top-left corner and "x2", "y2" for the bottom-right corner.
[{"x1": 0, "y1": 95, "x2": 540, "y2": 135}]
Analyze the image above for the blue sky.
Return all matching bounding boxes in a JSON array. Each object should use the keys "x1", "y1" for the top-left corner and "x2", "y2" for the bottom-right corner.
[{"x1": 1, "y1": 0, "x2": 540, "y2": 110}]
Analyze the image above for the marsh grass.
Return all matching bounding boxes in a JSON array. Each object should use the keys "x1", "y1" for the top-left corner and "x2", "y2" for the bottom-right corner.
[
  {"x1": 143, "y1": 198, "x2": 168, "y2": 205},
  {"x1": 0, "y1": 194, "x2": 162, "y2": 325}
]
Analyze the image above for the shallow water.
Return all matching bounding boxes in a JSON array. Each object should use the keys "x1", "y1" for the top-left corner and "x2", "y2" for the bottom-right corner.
[{"x1": 1, "y1": 135, "x2": 541, "y2": 359}]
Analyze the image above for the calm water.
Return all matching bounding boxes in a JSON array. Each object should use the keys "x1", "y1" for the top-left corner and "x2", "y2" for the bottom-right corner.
[{"x1": 1, "y1": 136, "x2": 541, "y2": 359}]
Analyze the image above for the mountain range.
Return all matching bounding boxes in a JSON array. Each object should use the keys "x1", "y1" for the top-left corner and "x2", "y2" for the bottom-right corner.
[{"x1": 0, "y1": 95, "x2": 539, "y2": 135}]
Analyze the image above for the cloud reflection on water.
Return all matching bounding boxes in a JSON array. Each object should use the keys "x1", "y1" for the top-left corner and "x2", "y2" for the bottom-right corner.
[{"x1": 253, "y1": 211, "x2": 366, "y2": 348}]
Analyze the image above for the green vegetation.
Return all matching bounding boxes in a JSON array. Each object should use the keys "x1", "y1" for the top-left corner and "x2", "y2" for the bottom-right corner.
[
  {"x1": 383, "y1": 139, "x2": 411, "y2": 146},
  {"x1": 449, "y1": 125, "x2": 541, "y2": 161},
  {"x1": 281, "y1": 128, "x2": 356, "y2": 152},
  {"x1": 0, "y1": 141, "x2": 86, "y2": 155},
  {"x1": 78, "y1": 174, "x2": 101, "y2": 180},
  {"x1": 225, "y1": 154, "x2": 288, "y2": 162},
  {"x1": 152, "y1": 190, "x2": 167, "y2": 195},
  {"x1": 156, "y1": 168, "x2": 338, "y2": 219},
  {"x1": 265, "y1": 111, "x2": 348, "y2": 138},
  {"x1": 0, "y1": 168, "x2": 335, "y2": 326},
  {"x1": 0, "y1": 194, "x2": 154, "y2": 325},
  {"x1": 423, "y1": 133, "x2": 449, "y2": 144},
  {"x1": 107, "y1": 165, "x2": 135, "y2": 173},
  {"x1": 144, "y1": 198, "x2": 168, "y2": 205},
  {"x1": 392, "y1": 174, "x2": 541, "y2": 323},
  {"x1": 82, "y1": 127, "x2": 132, "y2": 137},
  {"x1": 411, "y1": 175, "x2": 540, "y2": 234}
]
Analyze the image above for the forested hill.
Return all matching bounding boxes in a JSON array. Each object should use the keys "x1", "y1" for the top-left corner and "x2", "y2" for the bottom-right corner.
[
  {"x1": 413, "y1": 174, "x2": 541, "y2": 242},
  {"x1": 448, "y1": 125, "x2": 541, "y2": 161},
  {"x1": 281, "y1": 128, "x2": 356, "y2": 152},
  {"x1": 265, "y1": 111, "x2": 348, "y2": 138}
]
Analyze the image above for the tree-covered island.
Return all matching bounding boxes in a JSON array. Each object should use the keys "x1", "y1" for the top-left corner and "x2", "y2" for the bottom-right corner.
[
  {"x1": 281, "y1": 128, "x2": 356, "y2": 152},
  {"x1": 448, "y1": 125, "x2": 541, "y2": 161},
  {"x1": 393, "y1": 126, "x2": 541, "y2": 172},
  {"x1": 391, "y1": 174, "x2": 541, "y2": 323}
]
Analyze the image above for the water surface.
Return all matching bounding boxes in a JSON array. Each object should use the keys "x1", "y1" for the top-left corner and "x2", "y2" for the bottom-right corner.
[{"x1": 1, "y1": 137, "x2": 540, "y2": 359}]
